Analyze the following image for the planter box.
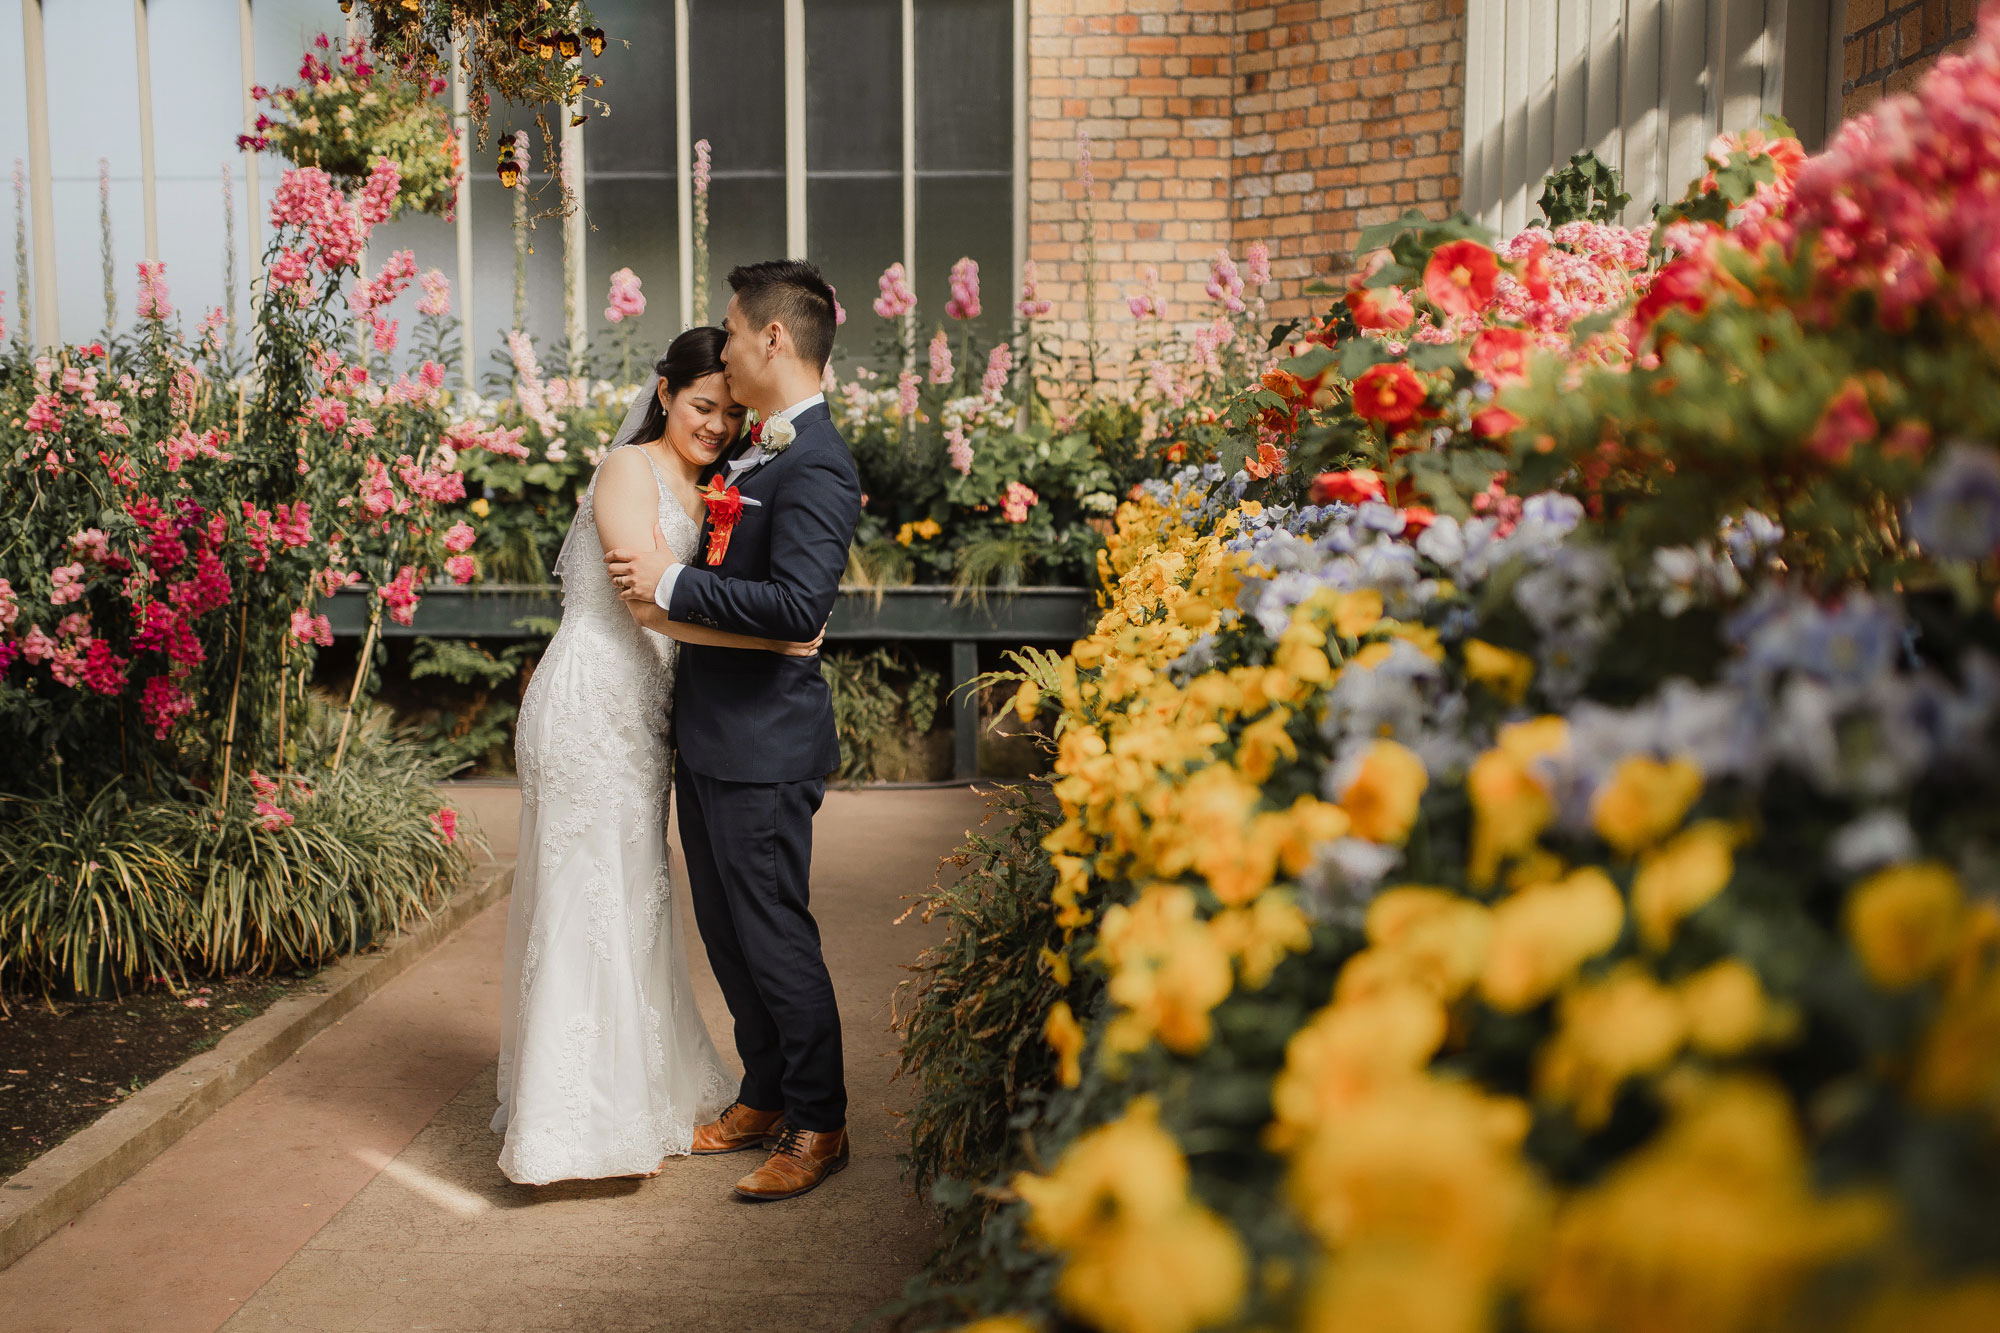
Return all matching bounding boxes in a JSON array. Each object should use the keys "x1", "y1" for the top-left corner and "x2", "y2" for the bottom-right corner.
[{"x1": 319, "y1": 584, "x2": 1097, "y2": 779}]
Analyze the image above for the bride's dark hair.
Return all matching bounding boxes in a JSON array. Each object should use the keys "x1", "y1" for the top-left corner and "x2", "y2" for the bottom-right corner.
[{"x1": 632, "y1": 325, "x2": 730, "y2": 445}]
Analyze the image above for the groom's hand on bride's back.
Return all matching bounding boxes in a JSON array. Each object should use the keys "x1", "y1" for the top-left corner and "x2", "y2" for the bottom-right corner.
[{"x1": 605, "y1": 522, "x2": 673, "y2": 605}]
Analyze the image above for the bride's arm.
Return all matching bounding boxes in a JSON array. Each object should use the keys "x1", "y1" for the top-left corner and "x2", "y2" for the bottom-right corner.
[
  {"x1": 629, "y1": 603, "x2": 824, "y2": 656},
  {"x1": 591, "y1": 454, "x2": 820, "y2": 656}
]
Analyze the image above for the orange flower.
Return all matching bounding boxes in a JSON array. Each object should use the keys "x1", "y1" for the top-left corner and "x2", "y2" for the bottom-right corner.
[
  {"x1": 1261, "y1": 368, "x2": 1305, "y2": 402},
  {"x1": 1352, "y1": 363, "x2": 1429, "y2": 432},
  {"x1": 1518, "y1": 237, "x2": 1553, "y2": 301},
  {"x1": 1245, "y1": 441, "x2": 1286, "y2": 479},
  {"x1": 1422, "y1": 240, "x2": 1500, "y2": 319},
  {"x1": 1467, "y1": 327, "x2": 1537, "y2": 386}
]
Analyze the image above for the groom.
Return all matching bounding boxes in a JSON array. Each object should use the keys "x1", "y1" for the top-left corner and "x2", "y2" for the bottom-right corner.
[{"x1": 605, "y1": 260, "x2": 861, "y2": 1201}]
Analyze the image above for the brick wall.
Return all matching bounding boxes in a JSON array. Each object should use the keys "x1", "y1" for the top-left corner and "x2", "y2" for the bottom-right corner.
[
  {"x1": 1023, "y1": 0, "x2": 1467, "y2": 379},
  {"x1": 1841, "y1": 0, "x2": 1982, "y2": 117}
]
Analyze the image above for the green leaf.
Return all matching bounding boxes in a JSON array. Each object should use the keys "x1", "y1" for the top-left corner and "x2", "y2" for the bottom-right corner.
[
  {"x1": 1265, "y1": 318, "x2": 1303, "y2": 351},
  {"x1": 1280, "y1": 344, "x2": 1337, "y2": 381},
  {"x1": 1337, "y1": 338, "x2": 1395, "y2": 379},
  {"x1": 1407, "y1": 342, "x2": 1466, "y2": 373},
  {"x1": 1356, "y1": 209, "x2": 1437, "y2": 255}
]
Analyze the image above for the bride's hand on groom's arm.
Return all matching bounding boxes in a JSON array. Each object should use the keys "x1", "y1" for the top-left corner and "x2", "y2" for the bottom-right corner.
[{"x1": 604, "y1": 523, "x2": 674, "y2": 606}]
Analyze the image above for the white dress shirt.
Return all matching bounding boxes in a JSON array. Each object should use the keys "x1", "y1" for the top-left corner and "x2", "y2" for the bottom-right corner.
[{"x1": 653, "y1": 393, "x2": 825, "y2": 612}]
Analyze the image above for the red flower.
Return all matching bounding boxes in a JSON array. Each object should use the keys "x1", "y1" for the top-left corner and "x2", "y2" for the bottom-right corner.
[
  {"x1": 1634, "y1": 256, "x2": 1710, "y2": 330},
  {"x1": 1466, "y1": 327, "x2": 1536, "y2": 387},
  {"x1": 1472, "y1": 406, "x2": 1524, "y2": 440},
  {"x1": 1399, "y1": 506, "x2": 1438, "y2": 535},
  {"x1": 1244, "y1": 442, "x2": 1286, "y2": 479},
  {"x1": 1351, "y1": 363, "x2": 1429, "y2": 431},
  {"x1": 1518, "y1": 238, "x2": 1553, "y2": 301},
  {"x1": 1807, "y1": 380, "x2": 1877, "y2": 465},
  {"x1": 1345, "y1": 280, "x2": 1415, "y2": 331},
  {"x1": 1310, "y1": 469, "x2": 1387, "y2": 506},
  {"x1": 700, "y1": 478, "x2": 746, "y2": 564},
  {"x1": 1423, "y1": 240, "x2": 1500, "y2": 319}
]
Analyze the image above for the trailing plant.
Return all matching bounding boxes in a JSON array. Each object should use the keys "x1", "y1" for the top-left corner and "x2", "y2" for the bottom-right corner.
[{"x1": 823, "y1": 646, "x2": 941, "y2": 783}]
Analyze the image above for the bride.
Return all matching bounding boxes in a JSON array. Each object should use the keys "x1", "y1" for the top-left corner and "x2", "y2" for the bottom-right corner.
[{"x1": 493, "y1": 327, "x2": 820, "y2": 1185}]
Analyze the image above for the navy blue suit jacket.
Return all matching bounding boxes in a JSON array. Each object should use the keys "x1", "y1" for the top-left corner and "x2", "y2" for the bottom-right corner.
[{"x1": 668, "y1": 402, "x2": 861, "y2": 783}]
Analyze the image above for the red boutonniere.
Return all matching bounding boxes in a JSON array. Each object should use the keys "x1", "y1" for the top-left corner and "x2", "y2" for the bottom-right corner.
[{"x1": 700, "y1": 477, "x2": 745, "y2": 564}]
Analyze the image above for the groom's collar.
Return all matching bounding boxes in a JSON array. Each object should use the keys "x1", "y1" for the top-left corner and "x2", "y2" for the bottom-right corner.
[{"x1": 768, "y1": 392, "x2": 825, "y2": 426}]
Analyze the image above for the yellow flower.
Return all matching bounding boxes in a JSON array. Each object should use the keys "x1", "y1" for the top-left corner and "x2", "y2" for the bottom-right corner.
[
  {"x1": 1100, "y1": 886, "x2": 1235, "y2": 1055},
  {"x1": 1913, "y1": 967, "x2": 2000, "y2": 1113},
  {"x1": 1331, "y1": 588, "x2": 1383, "y2": 640},
  {"x1": 1045, "y1": 1000, "x2": 1084, "y2": 1088},
  {"x1": 469, "y1": 497, "x2": 490, "y2": 517},
  {"x1": 956, "y1": 1319, "x2": 1039, "y2": 1333},
  {"x1": 1268, "y1": 795, "x2": 1351, "y2": 877},
  {"x1": 1284, "y1": 1076, "x2": 1541, "y2": 1283},
  {"x1": 1591, "y1": 754, "x2": 1703, "y2": 856},
  {"x1": 1677, "y1": 958, "x2": 1785, "y2": 1057},
  {"x1": 1235, "y1": 708, "x2": 1297, "y2": 783},
  {"x1": 1039, "y1": 944, "x2": 1073, "y2": 987},
  {"x1": 1631, "y1": 820, "x2": 1740, "y2": 950},
  {"x1": 1014, "y1": 1097, "x2": 1248, "y2": 1333},
  {"x1": 1849, "y1": 1278, "x2": 2000, "y2": 1333},
  {"x1": 1340, "y1": 886, "x2": 1493, "y2": 1005},
  {"x1": 1339, "y1": 739, "x2": 1429, "y2": 845},
  {"x1": 1480, "y1": 867, "x2": 1625, "y2": 1012},
  {"x1": 1013, "y1": 678, "x2": 1041, "y2": 723},
  {"x1": 896, "y1": 522, "x2": 917, "y2": 546},
  {"x1": 1463, "y1": 638, "x2": 1535, "y2": 703},
  {"x1": 1268, "y1": 989, "x2": 1447, "y2": 1143},
  {"x1": 1466, "y1": 718, "x2": 1569, "y2": 888},
  {"x1": 1846, "y1": 861, "x2": 1965, "y2": 990},
  {"x1": 1302, "y1": 1245, "x2": 1493, "y2": 1333},
  {"x1": 1530, "y1": 1074, "x2": 1891, "y2": 1333},
  {"x1": 1209, "y1": 891, "x2": 1311, "y2": 990},
  {"x1": 915, "y1": 517, "x2": 942, "y2": 539},
  {"x1": 1538, "y1": 963, "x2": 1687, "y2": 1128}
]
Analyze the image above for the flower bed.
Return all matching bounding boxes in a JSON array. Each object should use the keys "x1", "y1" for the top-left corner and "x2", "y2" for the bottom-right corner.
[{"x1": 893, "y1": 14, "x2": 2000, "y2": 1332}]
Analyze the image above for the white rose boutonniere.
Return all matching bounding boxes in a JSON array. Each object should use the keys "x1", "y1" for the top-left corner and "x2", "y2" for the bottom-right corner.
[{"x1": 758, "y1": 415, "x2": 798, "y2": 454}]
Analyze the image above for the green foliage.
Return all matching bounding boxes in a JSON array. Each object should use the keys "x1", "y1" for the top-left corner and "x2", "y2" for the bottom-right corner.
[
  {"x1": 1537, "y1": 151, "x2": 1632, "y2": 227},
  {"x1": 406, "y1": 636, "x2": 540, "y2": 773},
  {"x1": 0, "y1": 696, "x2": 470, "y2": 996},
  {"x1": 823, "y1": 646, "x2": 942, "y2": 783}
]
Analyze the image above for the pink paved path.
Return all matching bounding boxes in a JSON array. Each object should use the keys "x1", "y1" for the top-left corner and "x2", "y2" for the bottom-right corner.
[{"x1": 0, "y1": 784, "x2": 986, "y2": 1332}]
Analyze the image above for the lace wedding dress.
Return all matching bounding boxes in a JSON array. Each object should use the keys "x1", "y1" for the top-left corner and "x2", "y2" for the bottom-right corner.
[{"x1": 493, "y1": 444, "x2": 731, "y2": 1184}]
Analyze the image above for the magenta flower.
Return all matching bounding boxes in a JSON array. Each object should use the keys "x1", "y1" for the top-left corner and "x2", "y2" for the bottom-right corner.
[
  {"x1": 445, "y1": 554, "x2": 477, "y2": 584},
  {"x1": 289, "y1": 608, "x2": 333, "y2": 647},
  {"x1": 874, "y1": 262, "x2": 916, "y2": 320},
  {"x1": 138, "y1": 676, "x2": 193, "y2": 738},
  {"x1": 946, "y1": 257, "x2": 981, "y2": 320},
  {"x1": 432, "y1": 807, "x2": 460, "y2": 845}
]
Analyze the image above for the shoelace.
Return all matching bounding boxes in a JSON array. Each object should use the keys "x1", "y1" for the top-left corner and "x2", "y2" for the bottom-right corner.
[{"x1": 770, "y1": 1124, "x2": 810, "y2": 1160}]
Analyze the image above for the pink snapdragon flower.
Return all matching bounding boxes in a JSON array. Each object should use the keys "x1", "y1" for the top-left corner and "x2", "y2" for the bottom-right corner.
[
  {"x1": 927, "y1": 330, "x2": 954, "y2": 386},
  {"x1": 0, "y1": 578, "x2": 17, "y2": 633},
  {"x1": 692, "y1": 139, "x2": 712, "y2": 195},
  {"x1": 1245, "y1": 242, "x2": 1271, "y2": 293},
  {"x1": 1017, "y1": 260, "x2": 1052, "y2": 319},
  {"x1": 432, "y1": 807, "x2": 460, "y2": 845},
  {"x1": 1001, "y1": 482, "x2": 1039, "y2": 524},
  {"x1": 1206, "y1": 248, "x2": 1245, "y2": 313},
  {"x1": 874, "y1": 262, "x2": 916, "y2": 319},
  {"x1": 138, "y1": 676, "x2": 193, "y2": 738},
  {"x1": 376, "y1": 565, "x2": 422, "y2": 627},
  {"x1": 136, "y1": 261, "x2": 173, "y2": 321},
  {"x1": 289, "y1": 608, "x2": 333, "y2": 646},
  {"x1": 416, "y1": 268, "x2": 452, "y2": 317},
  {"x1": 982, "y1": 344, "x2": 1013, "y2": 402},
  {"x1": 604, "y1": 267, "x2": 646, "y2": 323},
  {"x1": 50, "y1": 563, "x2": 87, "y2": 605},
  {"x1": 371, "y1": 316, "x2": 399, "y2": 355},
  {"x1": 946, "y1": 257, "x2": 981, "y2": 320},
  {"x1": 1126, "y1": 264, "x2": 1162, "y2": 320},
  {"x1": 506, "y1": 330, "x2": 562, "y2": 437},
  {"x1": 897, "y1": 369, "x2": 920, "y2": 420},
  {"x1": 445, "y1": 554, "x2": 477, "y2": 584},
  {"x1": 357, "y1": 157, "x2": 401, "y2": 227},
  {"x1": 947, "y1": 428, "x2": 974, "y2": 475},
  {"x1": 443, "y1": 521, "x2": 478, "y2": 553}
]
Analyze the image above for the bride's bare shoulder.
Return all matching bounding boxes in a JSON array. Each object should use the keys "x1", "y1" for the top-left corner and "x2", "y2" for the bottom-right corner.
[{"x1": 594, "y1": 443, "x2": 659, "y2": 487}]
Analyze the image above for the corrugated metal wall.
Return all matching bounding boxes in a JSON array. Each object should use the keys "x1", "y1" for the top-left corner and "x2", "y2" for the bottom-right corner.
[{"x1": 1460, "y1": 0, "x2": 1843, "y2": 232}]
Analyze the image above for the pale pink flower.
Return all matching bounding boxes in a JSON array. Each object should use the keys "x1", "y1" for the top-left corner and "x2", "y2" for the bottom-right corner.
[
  {"x1": 982, "y1": 343, "x2": 1013, "y2": 402},
  {"x1": 692, "y1": 139, "x2": 712, "y2": 195},
  {"x1": 371, "y1": 316, "x2": 398, "y2": 355},
  {"x1": 416, "y1": 268, "x2": 452, "y2": 317},
  {"x1": 1206, "y1": 248, "x2": 1244, "y2": 313},
  {"x1": 897, "y1": 369, "x2": 920, "y2": 419},
  {"x1": 946, "y1": 257, "x2": 981, "y2": 320},
  {"x1": 357, "y1": 157, "x2": 401, "y2": 227},
  {"x1": 927, "y1": 329, "x2": 954, "y2": 386},
  {"x1": 946, "y1": 428, "x2": 974, "y2": 475},
  {"x1": 0, "y1": 578, "x2": 17, "y2": 634},
  {"x1": 604, "y1": 267, "x2": 646, "y2": 323},
  {"x1": 49, "y1": 562, "x2": 87, "y2": 605},
  {"x1": 443, "y1": 521, "x2": 477, "y2": 553},
  {"x1": 1001, "y1": 481, "x2": 1039, "y2": 524},
  {"x1": 136, "y1": 261, "x2": 173, "y2": 321},
  {"x1": 1245, "y1": 242, "x2": 1271, "y2": 292},
  {"x1": 506, "y1": 330, "x2": 562, "y2": 436},
  {"x1": 1017, "y1": 260, "x2": 1052, "y2": 319},
  {"x1": 874, "y1": 262, "x2": 916, "y2": 320}
]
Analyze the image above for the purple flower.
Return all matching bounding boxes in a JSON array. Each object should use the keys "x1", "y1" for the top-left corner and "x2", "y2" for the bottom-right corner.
[{"x1": 1906, "y1": 440, "x2": 2000, "y2": 561}]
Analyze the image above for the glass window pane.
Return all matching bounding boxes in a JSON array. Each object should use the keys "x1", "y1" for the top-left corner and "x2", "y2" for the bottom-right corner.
[
  {"x1": 38, "y1": 0, "x2": 141, "y2": 341},
  {"x1": 690, "y1": 0, "x2": 784, "y2": 310},
  {"x1": 809, "y1": 177, "x2": 900, "y2": 371},
  {"x1": 915, "y1": 0, "x2": 1011, "y2": 174},
  {"x1": 584, "y1": 0, "x2": 677, "y2": 175},
  {"x1": 465, "y1": 179, "x2": 568, "y2": 386},
  {"x1": 151, "y1": 0, "x2": 258, "y2": 340},
  {"x1": 584, "y1": 177, "x2": 681, "y2": 366},
  {"x1": 916, "y1": 175, "x2": 1010, "y2": 347},
  {"x1": 807, "y1": 0, "x2": 900, "y2": 173}
]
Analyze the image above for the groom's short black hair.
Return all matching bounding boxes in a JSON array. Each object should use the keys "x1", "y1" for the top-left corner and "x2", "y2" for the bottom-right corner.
[{"x1": 728, "y1": 260, "x2": 838, "y2": 370}]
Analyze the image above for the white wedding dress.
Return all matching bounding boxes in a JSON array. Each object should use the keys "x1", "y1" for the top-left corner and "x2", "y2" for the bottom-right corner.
[{"x1": 493, "y1": 443, "x2": 731, "y2": 1185}]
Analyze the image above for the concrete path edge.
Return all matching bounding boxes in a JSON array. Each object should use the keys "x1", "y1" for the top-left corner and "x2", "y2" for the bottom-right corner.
[{"x1": 0, "y1": 861, "x2": 515, "y2": 1272}]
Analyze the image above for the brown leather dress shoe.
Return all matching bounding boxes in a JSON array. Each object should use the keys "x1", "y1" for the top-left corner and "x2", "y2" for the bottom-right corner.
[
  {"x1": 733, "y1": 1125, "x2": 849, "y2": 1201},
  {"x1": 691, "y1": 1101, "x2": 786, "y2": 1155}
]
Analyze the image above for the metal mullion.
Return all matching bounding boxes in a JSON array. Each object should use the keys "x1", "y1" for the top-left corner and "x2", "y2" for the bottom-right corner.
[
  {"x1": 453, "y1": 37, "x2": 474, "y2": 389},
  {"x1": 134, "y1": 0, "x2": 159, "y2": 263},
  {"x1": 1012, "y1": 0, "x2": 1027, "y2": 331},
  {"x1": 238, "y1": 0, "x2": 261, "y2": 281},
  {"x1": 563, "y1": 75, "x2": 586, "y2": 363},
  {"x1": 21, "y1": 0, "x2": 59, "y2": 344},
  {"x1": 785, "y1": 0, "x2": 807, "y2": 259},
  {"x1": 901, "y1": 0, "x2": 916, "y2": 359},
  {"x1": 676, "y1": 0, "x2": 693, "y2": 330}
]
